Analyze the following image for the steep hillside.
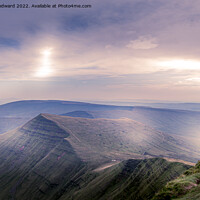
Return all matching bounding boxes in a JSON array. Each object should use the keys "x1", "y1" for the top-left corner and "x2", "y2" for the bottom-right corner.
[
  {"x1": 0, "y1": 115, "x2": 86, "y2": 200},
  {"x1": 60, "y1": 158, "x2": 190, "y2": 200},
  {"x1": 152, "y1": 161, "x2": 200, "y2": 200}
]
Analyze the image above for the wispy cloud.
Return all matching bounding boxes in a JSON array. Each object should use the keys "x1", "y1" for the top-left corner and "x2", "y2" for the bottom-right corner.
[{"x1": 126, "y1": 36, "x2": 158, "y2": 50}]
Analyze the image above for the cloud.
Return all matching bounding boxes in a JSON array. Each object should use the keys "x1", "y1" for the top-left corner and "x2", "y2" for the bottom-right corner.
[
  {"x1": 126, "y1": 36, "x2": 158, "y2": 50},
  {"x1": 0, "y1": 37, "x2": 20, "y2": 48},
  {"x1": 1, "y1": 0, "x2": 200, "y2": 101}
]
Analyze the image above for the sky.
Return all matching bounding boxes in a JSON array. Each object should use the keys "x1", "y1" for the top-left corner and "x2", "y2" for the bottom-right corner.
[{"x1": 1, "y1": 0, "x2": 200, "y2": 103}]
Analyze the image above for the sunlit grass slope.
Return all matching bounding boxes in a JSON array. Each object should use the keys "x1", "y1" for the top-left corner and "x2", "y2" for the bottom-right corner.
[{"x1": 152, "y1": 161, "x2": 200, "y2": 200}]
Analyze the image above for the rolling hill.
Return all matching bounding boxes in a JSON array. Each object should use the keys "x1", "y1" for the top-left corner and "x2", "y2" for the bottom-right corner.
[
  {"x1": 0, "y1": 100, "x2": 132, "y2": 118},
  {"x1": 63, "y1": 107, "x2": 200, "y2": 138}
]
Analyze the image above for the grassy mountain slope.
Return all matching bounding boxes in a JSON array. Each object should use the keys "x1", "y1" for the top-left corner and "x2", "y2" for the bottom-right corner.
[
  {"x1": 63, "y1": 107, "x2": 200, "y2": 138},
  {"x1": 152, "y1": 161, "x2": 200, "y2": 200},
  {"x1": 0, "y1": 113, "x2": 198, "y2": 200},
  {"x1": 59, "y1": 158, "x2": 190, "y2": 200},
  {"x1": 0, "y1": 115, "x2": 86, "y2": 200},
  {"x1": 41, "y1": 114, "x2": 200, "y2": 163}
]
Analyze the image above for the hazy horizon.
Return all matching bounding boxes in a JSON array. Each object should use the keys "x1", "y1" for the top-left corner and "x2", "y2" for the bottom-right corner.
[{"x1": 1, "y1": 98, "x2": 200, "y2": 107}]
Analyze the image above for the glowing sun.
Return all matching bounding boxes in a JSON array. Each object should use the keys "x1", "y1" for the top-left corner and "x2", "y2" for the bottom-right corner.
[{"x1": 36, "y1": 48, "x2": 53, "y2": 77}]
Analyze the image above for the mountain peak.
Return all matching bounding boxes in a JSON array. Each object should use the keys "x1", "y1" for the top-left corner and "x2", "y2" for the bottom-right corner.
[{"x1": 20, "y1": 113, "x2": 69, "y2": 138}]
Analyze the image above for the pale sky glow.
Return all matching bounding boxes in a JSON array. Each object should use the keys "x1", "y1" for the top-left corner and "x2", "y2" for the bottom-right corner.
[
  {"x1": 35, "y1": 48, "x2": 53, "y2": 78},
  {"x1": 157, "y1": 59, "x2": 200, "y2": 70},
  {"x1": 187, "y1": 78, "x2": 200, "y2": 81},
  {"x1": 1, "y1": 0, "x2": 200, "y2": 102},
  {"x1": 42, "y1": 49, "x2": 52, "y2": 57}
]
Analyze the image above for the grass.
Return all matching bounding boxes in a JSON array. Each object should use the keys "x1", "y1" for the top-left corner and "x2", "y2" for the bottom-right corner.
[
  {"x1": 61, "y1": 158, "x2": 190, "y2": 200},
  {"x1": 152, "y1": 161, "x2": 200, "y2": 200}
]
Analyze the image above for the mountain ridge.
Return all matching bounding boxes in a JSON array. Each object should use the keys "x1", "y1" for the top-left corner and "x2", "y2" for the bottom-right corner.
[
  {"x1": 16, "y1": 113, "x2": 200, "y2": 164},
  {"x1": 0, "y1": 113, "x2": 197, "y2": 200}
]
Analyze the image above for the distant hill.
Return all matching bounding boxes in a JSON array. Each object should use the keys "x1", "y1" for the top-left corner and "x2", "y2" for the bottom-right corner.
[
  {"x1": 0, "y1": 113, "x2": 193, "y2": 199},
  {"x1": 0, "y1": 117, "x2": 30, "y2": 134},
  {"x1": 0, "y1": 100, "x2": 132, "y2": 118},
  {"x1": 0, "y1": 100, "x2": 132, "y2": 134},
  {"x1": 104, "y1": 101, "x2": 200, "y2": 112},
  {"x1": 134, "y1": 102, "x2": 200, "y2": 112},
  {"x1": 61, "y1": 111, "x2": 94, "y2": 119}
]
